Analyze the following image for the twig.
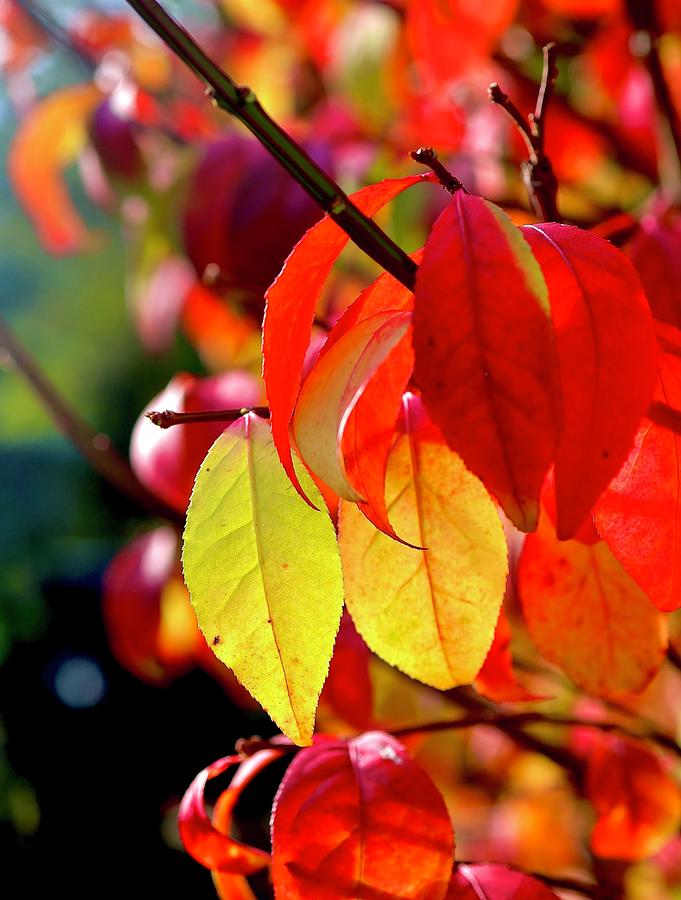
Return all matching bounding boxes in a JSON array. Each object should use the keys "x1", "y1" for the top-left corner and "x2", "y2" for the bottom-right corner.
[
  {"x1": 489, "y1": 43, "x2": 561, "y2": 222},
  {"x1": 410, "y1": 147, "x2": 465, "y2": 194},
  {"x1": 0, "y1": 318, "x2": 183, "y2": 527},
  {"x1": 625, "y1": 0, "x2": 681, "y2": 188},
  {"x1": 146, "y1": 406, "x2": 270, "y2": 429},
  {"x1": 122, "y1": 0, "x2": 417, "y2": 290}
]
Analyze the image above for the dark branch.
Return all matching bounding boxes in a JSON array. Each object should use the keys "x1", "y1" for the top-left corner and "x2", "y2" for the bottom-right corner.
[
  {"x1": 123, "y1": 0, "x2": 417, "y2": 290},
  {"x1": 146, "y1": 407, "x2": 270, "y2": 429},
  {"x1": 410, "y1": 147, "x2": 465, "y2": 194}
]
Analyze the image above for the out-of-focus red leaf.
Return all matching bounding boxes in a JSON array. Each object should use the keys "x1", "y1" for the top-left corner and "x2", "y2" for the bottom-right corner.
[
  {"x1": 271, "y1": 732, "x2": 454, "y2": 899},
  {"x1": 319, "y1": 612, "x2": 374, "y2": 731},
  {"x1": 263, "y1": 174, "x2": 432, "y2": 502},
  {"x1": 594, "y1": 324, "x2": 681, "y2": 611},
  {"x1": 8, "y1": 84, "x2": 101, "y2": 253},
  {"x1": 407, "y1": 0, "x2": 519, "y2": 86},
  {"x1": 130, "y1": 371, "x2": 263, "y2": 512},
  {"x1": 518, "y1": 512, "x2": 668, "y2": 698},
  {"x1": 181, "y1": 282, "x2": 261, "y2": 370},
  {"x1": 628, "y1": 214, "x2": 681, "y2": 329},
  {"x1": 446, "y1": 863, "x2": 559, "y2": 898},
  {"x1": 522, "y1": 223, "x2": 657, "y2": 539},
  {"x1": 132, "y1": 255, "x2": 196, "y2": 354},
  {"x1": 293, "y1": 310, "x2": 411, "y2": 501},
  {"x1": 102, "y1": 527, "x2": 202, "y2": 684},
  {"x1": 539, "y1": 0, "x2": 618, "y2": 16},
  {"x1": 179, "y1": 749, "x2": 284, "y2": 874},
  {"x1": 413, "y1": 192, "x2": 557, "y2": 532},
  {"x1": 474, "y1": 610, "x2": 544, "y2": 703},
  {"x1": 585, "y1": 733, "x2": 681, "y2": 860}
]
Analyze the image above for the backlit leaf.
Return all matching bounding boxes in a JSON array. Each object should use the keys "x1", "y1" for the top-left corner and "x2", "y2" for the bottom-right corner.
[
  {"x1": 522, "y1": 224, "x2": 657, "y2": 539},
  {"x1": 263, "y1": 174, "x2": 432, "y2": 502},
  {"x1": 413, "y1": 192, "x2": 557, "y2": 532},
  {"x1": 182, "y1": 413, "x2": 344, "y2": 745},
  {"x1": 586, "y1": 734, "x2": 681, "y2": 860},
  {"x1": 8, "y1": 84, "x2": 101, "y2": 254},
  {"x1": 179, "y1": 748, "x2": 284, "y2": 876},
  {"x1": 293, "y1": 310, "x2": 411, "y2": 501},
  {"x1": 474, "y1": 609, "x2": 543, "y2": 703},
  {"x1": 627, "y1": 215, "x2": 681, "y2": 329},
  {"x1": 271, "y1": 732, "x2": 455, "y2": 899},
  {"x1": 446, "y1": 863, "x2": 559, "y2": 898},
  {"x1": 518, "y1": 513, "x2": 667, "y2": 698},
  {"x1": 339, "y1": 393, "x2": 508, "y2": 690},
  {"x1": 595, "y1": 324, "x2": 681, "y2": 611}
]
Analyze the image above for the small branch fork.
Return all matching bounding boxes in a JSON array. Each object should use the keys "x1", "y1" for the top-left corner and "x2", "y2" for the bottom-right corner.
[
  {"x1": 489, "y1": 43, "x2": 561, "y2": 222},
  {"x1": 410, "y1": 147, "x2": 465, "y2": 194}
]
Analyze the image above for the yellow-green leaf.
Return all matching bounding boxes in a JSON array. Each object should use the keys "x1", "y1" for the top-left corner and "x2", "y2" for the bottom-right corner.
[
  {"x1": 339, "y1": 394, "x2": 508, "y2": 690},
  {"x1": 182, "y1": 413, "x2": 344, "y2": 745}
]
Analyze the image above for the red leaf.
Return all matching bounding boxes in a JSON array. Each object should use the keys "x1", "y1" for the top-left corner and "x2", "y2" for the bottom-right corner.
[
  {"x1": 628, "y1": 214, "x2": 681, "y2": 330},
  {"x1": 319, "y1": 612, "x2": 374, "y2": 731},
  {"x1": 522, "y1": 224, "x2": 657, "y2": 539},
  {"x1": 178, "y1": 749, "x2": 284, "y2": 874},
  {"x1": 413, "y1": 193, "x2": 557, "y2": 532},
  {"x1": 585, "y1": 733, "x2": 681, "y2": 860},
  {"x1": 271, "y1": 732, "x2": 455, "y2": 899},
  {"x1": 474, "y1": 610, "x2": 544, "y2": 704},
  {"x1": 263, "y1": 174, "x2": 432, "y2": 504},
  {"x1": 594, "y1": 324, "x2": 681, "y2": 611},
  {"x1": 446, "y1": 863, "x2": 559, "y2": 899}
]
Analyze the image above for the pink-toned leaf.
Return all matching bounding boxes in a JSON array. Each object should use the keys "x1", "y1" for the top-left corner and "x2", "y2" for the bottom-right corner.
[
  {"x1": 446, "y1": 863, "x2": 559, "y2": 899},
  {"x1": 271, "y1": 732, "x2": 454, "y2": 899},
  {"x1": 522, "y1": 223, "x2": 657, "y2": 539},
  {"x1": 413, "y1": 192, "x2": 557, "y2": 532},
  {"x1": 263, "y1": 174, "x2": 432, "y2": 503}
]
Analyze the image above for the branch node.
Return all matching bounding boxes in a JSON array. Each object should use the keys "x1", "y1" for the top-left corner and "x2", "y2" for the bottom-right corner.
[{"x1": 410, "y1": 147, "x2": 464, "y2": 194}]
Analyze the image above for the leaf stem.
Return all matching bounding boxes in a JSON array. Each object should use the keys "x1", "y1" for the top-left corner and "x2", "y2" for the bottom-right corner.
[
  {"x1": 0, "y1": 318, "x2": 183, "y2": 527},
  {"x1": 410, "y1": 147, "x2": 465, "y2": 194},
  {"x1": 122, "y1": 0, "x2": 417, "y2": 290},
  {"x1": 489, "y1": 43, "x2": 561, "y2": 222}
]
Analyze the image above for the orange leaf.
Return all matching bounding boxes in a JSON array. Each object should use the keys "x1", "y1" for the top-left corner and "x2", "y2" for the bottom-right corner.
[
  {"x1": 474, "y1": 609, "x2": 544, "y2": 704},
  {"x1": 263, "y1": 174, "x2": 432, "y2": 503},
  {"x1": 595, "y1": 324, "x2": 681, "y2": 611},
  {"x1": 522, "y1": 224, "x2": 657, "y2": 539},
  {"x1": 518, "y1": 513, "x2": 667, "y2": 698},
  {"x1": 586, "y1": 733, "x2": 681, "y2": 860},
  {"x1": 8, "y1": 84, "x2": 101, "y2": 254},
  {"x1": 271, "y1": 732, "x2": 455, "y2": 898},
  {"x1": 413, "y1": 193, "x2": 558, "y2": 532}
]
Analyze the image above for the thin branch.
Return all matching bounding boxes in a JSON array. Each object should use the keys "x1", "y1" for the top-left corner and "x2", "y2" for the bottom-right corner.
[
  {"x1": 410, "y1": 147, "x2": 465, "y2": 194},
  {"x1": 146, "y1": 406, "x2": 270, "y2": 429},
  {"x1": 625, "y1": 0, "x2": 681, "y2": 186},
  {"x1": 489, "y1": 43, "x2": 561, "y2": 222},
  {"x1": 0, "y1": 318, "x2": 183, "y2": 527},
  {"x1": 122, "y1": 0, "x2": 417, "y2": 290}
]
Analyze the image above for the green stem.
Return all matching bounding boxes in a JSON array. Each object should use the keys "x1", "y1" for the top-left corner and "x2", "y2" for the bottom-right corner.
[{"x1": 123, "y1": 0, "x2": 417, "y2": 290}]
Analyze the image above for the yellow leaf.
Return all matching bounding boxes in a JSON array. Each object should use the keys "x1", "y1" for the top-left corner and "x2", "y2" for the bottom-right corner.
[
  {"x1": 182, "y1": 413, "x2": 344, "y2": 745},
  {"x1": 293, "y1": 310, "x2": 411, "y2": 502},
  {"x1": 518, "y1": 513, "x2": 668, "y2": 697},
  {"x1": 339, "y1": 394, "x2": 508, "y2": 690}
]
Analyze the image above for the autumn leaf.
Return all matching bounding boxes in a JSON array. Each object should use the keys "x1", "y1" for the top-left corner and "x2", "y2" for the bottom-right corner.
[
  {"x1": 319, "y1": 612, "x2": 374, "y2": 732},
  {"x1": 182, "y1": 413, "x2": 344, "y2": 745},
  {"x1": 518, "y1": 512, "x2": 667, "y2": 698},
  {"x1": 263, "y1": 174, "x2": 432, "y2": 503},
  {"x1": 271, "y1": 732, "x2": 455, "y2": 899},
  {"x1": 293, "y1": 309, "x2": 411, "y2": 501},
  {"x1": 413, "y1": 192, "x2": 557, "y2": 532},
  {"x1": 339, "y1": 393, "x2": 508, "y2": 690},
  {"x1": 522, "y1": 224, "x2": 657, "y2": 540},
  {"x1": 627, "y1": 215, "x2": 681, "y2": 330},
  {"x1": 8, "y1": 84, "x2": 101, "y2": 254},
  {"x1": 585, "y1": 733, "x2": 681, "y2": 860},
  {"x1": 179, "y1": 747, "x2": 285, "y2": 888},
  {"x1": 474, "y1": 609, "x2": 543, "y2": 704},
  {"x1": 595, "y1": 324, "x2": 681, "y2": 611},
  {"x1": 446, "y1": 863, "x2": 559, "y2": 898}
]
